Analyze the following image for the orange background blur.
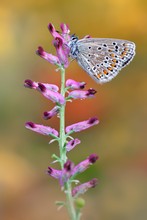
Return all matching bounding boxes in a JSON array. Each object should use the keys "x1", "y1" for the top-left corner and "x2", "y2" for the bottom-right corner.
[{"x1": 0, "y1": 0, "x2": 147, "y2": 220}]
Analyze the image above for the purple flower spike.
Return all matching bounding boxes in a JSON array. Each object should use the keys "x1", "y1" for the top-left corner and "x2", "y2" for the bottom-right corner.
[
  {"x1": 72, "y1": 178, "x2": 98, "y2": 197},
  {"x1": 54, "y1": 37, "x2": 69, "y2": 68},
  {"x1": 43, "y1": 106, "x2": 60, "y2": 120},
  {"x1": 36, "y1": 46, "x2": 60, "y2": 65},
  {"x1": 66, "y1": 139, "x2": 81, "y2": 152},
  {"x1": 68, "y1": 88, "x2": 97, "y2": 100},
  {"x1": 72, "y1": 154, "x2": 98, "y2": 176},
  {"x1": 65, "y1": 117, "x2": 99, "y2": 133},
  {"x1": 25, "y1": 121, "x2": 58, "y2": 137},
  {"x1": 37, "y1": 83, "x2": 65, "y2": 105},
  {"x1": 66, "y1": 79, "x2": 86, "y2": 90}
]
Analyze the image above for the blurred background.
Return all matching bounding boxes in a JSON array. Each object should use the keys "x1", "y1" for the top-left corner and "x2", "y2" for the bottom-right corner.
[{"x1": 0, "y1": 0, "x2": 147, "y2": 219}]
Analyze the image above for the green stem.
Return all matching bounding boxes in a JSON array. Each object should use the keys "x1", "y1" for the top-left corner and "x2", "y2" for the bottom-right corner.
[
  {"x1": 65, "y1": 181, "x2": 77, "y2": 220},
  {"x1": 59, "y1": 67, "x2": 66, "y2": 167},
  {"x1": 59, "y1": 66, "x2": 77, "y2": 220}
]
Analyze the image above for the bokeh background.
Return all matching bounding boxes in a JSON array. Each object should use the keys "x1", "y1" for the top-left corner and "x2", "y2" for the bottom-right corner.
[{"x1": 0, "y1": 0, "x2": 147, "y2": 219}]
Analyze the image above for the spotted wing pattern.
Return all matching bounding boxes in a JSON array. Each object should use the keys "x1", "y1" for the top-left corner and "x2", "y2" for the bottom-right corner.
[{"x1": 75, "y1": 38, "x2": 135, "y2": 83}]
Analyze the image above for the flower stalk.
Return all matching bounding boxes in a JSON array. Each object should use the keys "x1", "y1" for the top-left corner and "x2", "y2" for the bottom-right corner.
[
  {"x1": 25, "y1": 23, "x2": 99, "y2": 220},
  {"x1": 59, "y1": 66, "x2": 67, "y2": 167}
]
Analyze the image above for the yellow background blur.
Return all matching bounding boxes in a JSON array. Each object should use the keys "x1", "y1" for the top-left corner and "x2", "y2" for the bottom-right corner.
[{"x1": 0, "y1": 0, "x2": 147, "y2": 220}]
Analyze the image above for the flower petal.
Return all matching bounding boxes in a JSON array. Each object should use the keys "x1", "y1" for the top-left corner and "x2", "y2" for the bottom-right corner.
[
  {"x1": 72, "y1": 178, "x2": 98, "y2": 197},
  {"x1": 25, "y1": 121, "x2": 58, "y2": 137},
  {"x1": 68, "y1": 88, "x2": 97, "y2": 99},
  {"x1": 43, "y1": 106, "x2": 60, "y2": 120},
  {"x1": 66, "y1": 79, "x2": 86, "y2": 90},
  {"x1": 72, "y1": 154, "x2": 98, "y2": 176},
  {"x1": 24, "y1": 79, "x2": 59, "y2": 92},
  {"x1": 60, "y1": 23, "x2": 70, "y2": 35},
  {"x1": 65, "y1": 117, "x2": 99, "y2": 133},
  {"x1": 54, "y1": 37, "x2": 69, "y2": 68},
  {"x1": 66, "y1": 139, "x2": 81, "y2": 152},
  {"x1": 37, "y1": 83, "x2": 65, "y2": 105},
  {"x1": 24, "y1": 79, "x2": 38, "y2": 89},
  {"x1": 36, "y1": 46, "x2": 61, "y2": 65},
  {"x1": 48, "y1": 23, "x2": 65, "y2": 43},
  {"x1": 47, "y1": 167, "x2": 62, "y2": 179}
]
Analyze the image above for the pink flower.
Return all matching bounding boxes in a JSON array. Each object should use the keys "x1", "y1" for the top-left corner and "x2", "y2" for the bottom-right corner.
[
  {"x1": 43, "y1": 106, "x2": 60, "y2": 120},
  {"x1": 37, "y1": 83, "x2": 65, "y2": 105},
  {"x1": 65, "y1": 117, "x2": 99, "y2": 133},
  {"x1": 66, "y1": 79, "x2": 86, "y2": 90},
  {"x1": 24, "y1": 79, "x2": 38, "y2": 89},
  {"x1": 48, "y1": 23, "x2": 66, "y2": 43},
  {"x1": 47, "y1": 160, "x2": 74, "y2": 186},
  {"x1": 72, "y1": 154, "x2": 98, "y2": 176},
  {"x1": 53, "y1": 37, "x2": 69, "y2": 68},
  {"x1": 66, "y1": 139, "x2": 81, "y2": 152},
  {"x1": 72, "y1": 178, "x2": 98, "y2": 197},
  {"x1": 68, "y1": 88, "x2": 97, "y2": 99},
  {"x1": 47, "y1": 167, "x2": 62, "y2": 179},
  {"x1": 24, "y1": 79, "x2": 59, "y2": 92},
  {"x1": 25, "y1": 121, "x2": 58, "y2": 137},
  {"x1": 36, "y1": 46, "x2": 61, "y2": 65},
  {"x1": 60, "y1": 23, "x2": 71, "y2": 43},
  {"x1": 60, "y1": 23, "x2": 70, "y2": 35}
]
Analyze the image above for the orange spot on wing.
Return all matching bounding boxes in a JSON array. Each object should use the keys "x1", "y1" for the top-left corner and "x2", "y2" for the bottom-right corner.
[
  {"x1": 110, "y1": 63, "x2": 116, "y2": 67},
  {"x1": 122, "y1": 51, "x2": 127, "y2": 56},
  {"x1": 110, "y1": 53, "x2": 115, "y2": 57},
  {"x1": 103, "y1": 69, "x2": 108, "y2": 75},
  {"x1": 97, "y1": 73, "x2": 102, "y2": 78},
  {"x1": 107, "y1": 67, "x2": 113, "y2": 71},
  {"x1": 124, "y1": 47, "x2": 129, "y2": 51}
]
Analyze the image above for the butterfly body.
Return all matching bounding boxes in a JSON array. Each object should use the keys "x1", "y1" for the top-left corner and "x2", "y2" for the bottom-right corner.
[{"x1": 68, "y1": 36, "x2": 136, "y2": 83}]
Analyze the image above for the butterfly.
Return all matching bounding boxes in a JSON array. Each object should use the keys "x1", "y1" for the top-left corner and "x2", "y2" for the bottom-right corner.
[{"x1": 68, "y1": 35, "x2": 136, "y2": 83}]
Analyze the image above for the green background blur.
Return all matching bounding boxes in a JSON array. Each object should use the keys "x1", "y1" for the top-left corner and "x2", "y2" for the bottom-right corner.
[{"x1": 0, "y1": 0, "x2": 147, "y2": 219}]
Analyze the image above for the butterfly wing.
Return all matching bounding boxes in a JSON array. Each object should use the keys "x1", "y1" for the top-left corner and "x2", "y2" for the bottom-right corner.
[{"x1": 75, "y1": 38, "x2": 135, "y2": 83}]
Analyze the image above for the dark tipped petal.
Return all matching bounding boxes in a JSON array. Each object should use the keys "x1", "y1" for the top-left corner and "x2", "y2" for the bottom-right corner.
[
  {"x1": 47, "y1": 167, "x2": 53, "y2": 174},
  {"x1": 24, "y1": 79, "x2": 33, "y2": 88},
  {"x1": 88, "y1": 117, "x2": 98, "y2": 124},
  {"x1": 43, "y1": 111, "x2": 52, "y2": 119},
  {"x1": 87, "y1": 88, "x2": 97, "y2": 96},
  {"x1": 88, "y1": 154, "x2": 99, "y2": 164},
  {"x1": 38, "y1": 83, "x2": 46, "y2": 92},
  {"x1": 54, "y1": 37, "x2": 63, "y2": 49},
  {"x1": 89, "y1": 178, "x2": 98, "y2": 187},
  {"x1": 36, "y1": 46, "x2": 45, "y2": 56},
  {"x1": 25, "y1": 121, "x2": 36, "y2": 128},
  {"x1": 48, "y1": 23, "x2": 54, "y2": 33},
  {"x1": 64, "y1": 160, "x2": 73, "y2": 172}
]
